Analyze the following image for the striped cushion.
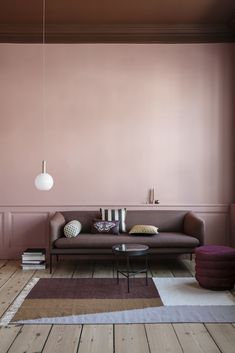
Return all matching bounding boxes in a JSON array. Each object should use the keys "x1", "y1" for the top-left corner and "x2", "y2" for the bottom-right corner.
[{"x1": 100, "y1": 208, "x2": 126, "y2": 233}]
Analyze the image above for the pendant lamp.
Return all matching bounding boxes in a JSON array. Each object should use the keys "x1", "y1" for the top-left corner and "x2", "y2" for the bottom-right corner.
[
  {"x1": 34, "y1": 0, "x2": 54, "y2": 191},
  {"x1": 35, "y1": 160, "x2": 54, "y2": 191}
]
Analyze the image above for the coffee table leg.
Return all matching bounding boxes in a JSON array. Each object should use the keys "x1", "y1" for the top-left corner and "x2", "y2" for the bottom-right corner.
[
  {"x1": 49, "y1": 253, "x2": 52, "y2": 274},
  {"x1": 145, "y1": 255, "x2": 148, "y2": 286}
]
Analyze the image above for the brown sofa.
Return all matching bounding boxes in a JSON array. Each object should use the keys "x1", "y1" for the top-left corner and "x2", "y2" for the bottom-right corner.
[{"x1": 49, "y1": 210, "x2": 205, "y2": 272}]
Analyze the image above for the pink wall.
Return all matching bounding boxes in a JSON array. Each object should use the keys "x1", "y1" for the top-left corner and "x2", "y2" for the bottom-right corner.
[
  {"x1": 0, "y1": 43, "x2": 234, "y2": 257},
  {"x1": 0, "y1": 43, "x2": 234, "y2": 206}
]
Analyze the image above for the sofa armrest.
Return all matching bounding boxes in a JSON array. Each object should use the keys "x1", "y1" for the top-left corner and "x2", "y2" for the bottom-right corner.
[
  {"x1": 183, "y1": 212, "x2": 205, "y2": 245},
  {"x1": 50, "y1": 212, "x2": 66, "y2": 247}
]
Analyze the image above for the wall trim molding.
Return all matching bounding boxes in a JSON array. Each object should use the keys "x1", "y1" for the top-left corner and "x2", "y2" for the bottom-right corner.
[
  {"x1": 0, "y1": 24, "x2": 234, "y2": 43},
  {"x1": 0, "y1": 203, "x2": 230, "y2": 213},
  {"x1": 0, "y1": 203, "x2": 230, "y2": 207}
]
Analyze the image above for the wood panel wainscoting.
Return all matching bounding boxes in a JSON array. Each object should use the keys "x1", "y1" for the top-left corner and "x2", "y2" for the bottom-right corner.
[{"x1": 0, "y1": 204, "x2": 230, "y2": 260}]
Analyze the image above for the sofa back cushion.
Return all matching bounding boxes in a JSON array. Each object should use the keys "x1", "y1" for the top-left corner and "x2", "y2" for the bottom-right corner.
[
  {"x1": 125, "y1": 210, "x2": 187, "y2": 232},
  {"x1": 62, "y1": 211, "x2": 100, "y2": 233},
  {"x1": 60, "y1": 210, "x2": 187, "y2": 234}
]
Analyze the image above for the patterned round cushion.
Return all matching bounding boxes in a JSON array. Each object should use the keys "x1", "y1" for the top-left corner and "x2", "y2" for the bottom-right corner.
[{"x1": 64, "y1": 220, "x2": 82, "y2": 238}]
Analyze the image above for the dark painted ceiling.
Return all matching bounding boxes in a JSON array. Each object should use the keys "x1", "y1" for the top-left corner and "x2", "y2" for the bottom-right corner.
[{"x1": 0, "y1": 0, "x2": 235, "y2": 42}]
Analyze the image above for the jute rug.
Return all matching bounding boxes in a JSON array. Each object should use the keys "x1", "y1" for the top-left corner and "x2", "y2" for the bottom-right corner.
[{"x1": 1, "y1": 277, "x2": 235, "y2": 325}]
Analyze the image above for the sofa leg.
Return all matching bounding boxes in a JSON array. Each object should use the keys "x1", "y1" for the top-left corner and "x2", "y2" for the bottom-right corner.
[
  {"x1": 190, "y1": 253, "x2": 193, "y2": 261},
  {"x1": 50, "y1": 254, "x2": 52, "y2": 273}
]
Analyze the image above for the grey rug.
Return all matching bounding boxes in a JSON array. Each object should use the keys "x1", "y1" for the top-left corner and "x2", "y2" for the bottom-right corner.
[{"x1": 13, "y1": 305, "x2": 235, "y2": 324}]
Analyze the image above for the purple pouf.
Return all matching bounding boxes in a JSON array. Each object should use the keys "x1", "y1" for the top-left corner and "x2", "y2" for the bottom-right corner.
[{"x1": 195, "y1": 245, "x2": 235, "y2": 290}]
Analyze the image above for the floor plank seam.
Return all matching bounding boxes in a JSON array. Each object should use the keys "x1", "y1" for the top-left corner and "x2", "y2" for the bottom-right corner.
[
  {"x1": 0, "y1": 268, "x2": 19, "y2": 290},
  {"x1": 5, "y1": 324, "x2": 23, "y2": 353},
  {"x1": 172, "y1": 323, "x2": 187, "y2": 353},
  {"x1": 76, "y1": 324, "x2": 84, "y2": 353},
  {"x1": 112, "y1": 324, "x2": 115, "y2": 353},
  {"x1": 144, "y1": 324, "x2": 153, "y2": 353},
  {"x1": 204, "y1": 324, "x2": 225, "y2": 353},
  {"x1": 39, "y1": 324, "x2": 53, "y2": 353},
  {"x1": 0, "y1": 261, "x2": 7, "y2": 270}
]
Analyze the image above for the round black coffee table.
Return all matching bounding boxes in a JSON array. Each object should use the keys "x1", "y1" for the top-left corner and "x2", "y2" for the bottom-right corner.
[{"x1": 112, "y1": 243, "x2": 149, "y2": 292}]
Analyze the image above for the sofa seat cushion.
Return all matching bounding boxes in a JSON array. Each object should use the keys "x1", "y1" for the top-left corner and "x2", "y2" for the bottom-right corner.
[{"x1": 53, "y1": 232, "x2": 199, "y2": 249}]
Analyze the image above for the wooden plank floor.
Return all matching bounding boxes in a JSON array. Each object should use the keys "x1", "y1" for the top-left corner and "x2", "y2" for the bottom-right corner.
[{"x1": 0, "y1": 259, "x2": 234, "y2": 353}]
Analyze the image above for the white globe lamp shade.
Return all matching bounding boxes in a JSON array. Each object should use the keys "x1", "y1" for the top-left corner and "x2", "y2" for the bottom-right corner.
[
  {"x1": 34, "y1": 161, "x2": 54, "y2": 191},
  {"x1": 35, "y1": 173, "x2": 54, "y2": 191}
]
